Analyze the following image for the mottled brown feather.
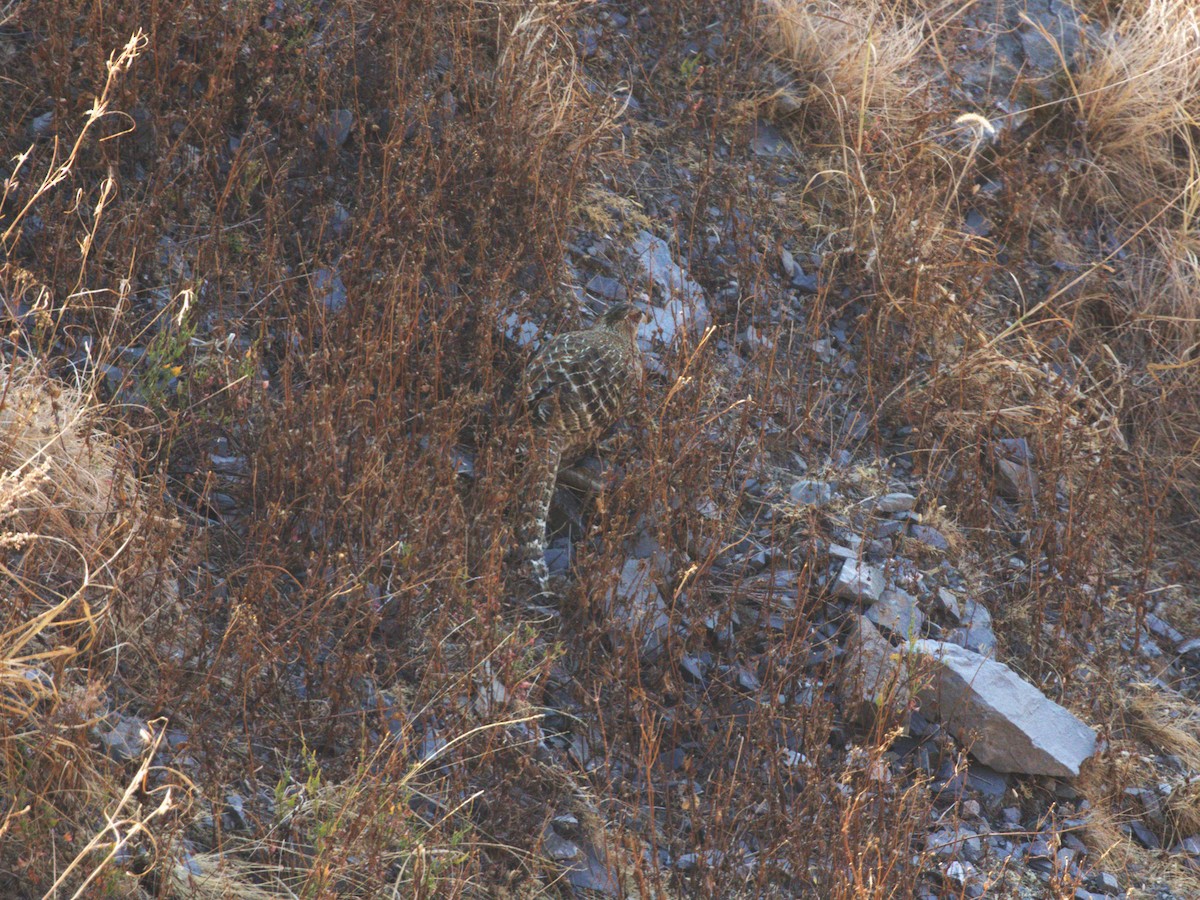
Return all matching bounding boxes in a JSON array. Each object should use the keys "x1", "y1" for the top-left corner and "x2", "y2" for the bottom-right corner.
[{"x1": 517, "y1": 304, "x2": 645, "y2": 592}]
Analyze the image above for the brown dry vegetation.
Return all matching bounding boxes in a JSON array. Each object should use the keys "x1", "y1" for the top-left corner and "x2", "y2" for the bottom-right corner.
[{"x1": 2, "y1": 0, "x2": 1200, "y2": 898}]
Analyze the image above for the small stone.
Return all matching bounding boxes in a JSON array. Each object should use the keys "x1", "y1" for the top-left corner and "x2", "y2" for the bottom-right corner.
[
  {"x1": 810, "y1": 339, "x2": 834, "y2": 363},
  {"x1": 790, "y1": 479, "x2": 834, "y2": 507},
  {"x1": 873, "y1": 492, "x2": 917, "y2": 513},
  {"x1": 936, "y1": 588, "x2": 962, "y2": 619},
  {"x1": 927, "y1": 825, "x2": 981, "y2": 862},
  {"x1": 209, "y1": 454, "x2": 250, "y2": 477},
  {"x1": 740, "y1": 324, "x2": 773, "y2": 354},
  {"x1": 551, "y1": 813, "x2": 580, "y2": 837},
  {"x1": 1126, "y1": 820, "x2": 1160, "y2": 849},
  {"x1": 964, "y1": 209, "x2": 992, "y2": 236},
  {"x1": 867, "y1": 587, "x2": 924, "y2": 638},
  {"x1": 910, "y1": 524, "x2": 950, "y2": 552},
  {"x1": 605, "y1": 557, "x2": 671, "y2": 659},
  {"x1": 544, "y1": 541, "x2": 571, "y2": 577},
  {"x1": 735, "y1": 666, "x2": 761, "y2": 692},
  {"x1": 749, "y1": 120, "x2": 793, "y2": 158},
  {"x1": 964, "y1": 764, "x2": 1009, "y2": 801},
  {"x1": 503, "y1": 312, "x2": 540, "y2": 347},
  {"x1": 586, "y1": 273, "x2": 626, "y2": 301},
  {"x1": 679, "y1": 654, "x2": 707, "y2": 684},
  {"x1": 1145, "y1": 612, "x2": 1183, "y2": 644},
  {"x1": 311, "y1": 268, "x2": 347, "y2": 312},
  {"x1": 833, "y1": 559, "x2": 886, "y2": 604},
  {"x1": 542, "y1": 829, "x2": 580, "y2": 861},
  {"x1": 1083, "y1": 871, "x2": 1119, "y2": 894},
  {"x1": 994, "y1": 439, "x2": 1038, "y2": 501},
  {"x1": 874, "y1": 519, "x2": 905, "y2": 539},
  {"x1": 29, "y1": 110, "x2": 54, "y2": 138},
  {"x1": 956, "y1": 599, "x2": 998, "y2": 656},
  {"x1": 841, "y1": 411, "x2": 870, "y2": 442},
  {"x1": 791, "y1": 266, "x2": 820, "y2": 294},
  {"x1": 316, "y1": 109, "x2": 354, "y2": 148},
  {"x1": 630, "y1": 230, "x2": 710, "y2": 345},
  {"x1": 840, "y1": 617, "x2": 912, "y2": 725},
  {"x1": 1179, "y1": 637, "x2": 1200, "y2": 657},
  {"x1": 779, "y1": 246, "x2": 797, "y2": 278},
  {"x1": 1177, "y1": 835, "x2": 1200, "y2": 855},
  {"x1": 93, "y1": 714, "x2": 150, "y2": 762}
]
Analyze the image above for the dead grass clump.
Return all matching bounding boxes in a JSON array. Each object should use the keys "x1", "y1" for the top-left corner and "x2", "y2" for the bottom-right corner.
[
  {"x1": 1072, "y1": 0, "x2": 1200, "y2": 220},
  {"x1": 761, "y1": 0, "x2": 929, "y2": 118},
  {"x1": 1124, "y1": 689, "x2": 1200, "y2": 772},
  {"x1": 1069, "y1": 1, "x2": 1200, "y2": 509},
  {"x1": 0, "y1": 360, "x2": 136, "y2": 551},
  {"x1": 0, "y1": 358, "x2": 185, "y2": 896}
]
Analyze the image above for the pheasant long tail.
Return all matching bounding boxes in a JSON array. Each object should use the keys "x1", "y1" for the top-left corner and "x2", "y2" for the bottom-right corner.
[{"x1": 516, "y1": 431, "x2": 565, "y2": 595}]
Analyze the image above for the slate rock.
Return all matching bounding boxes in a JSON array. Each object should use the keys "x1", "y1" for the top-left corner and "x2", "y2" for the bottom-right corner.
[
  {"x1": 604, "y1": 557, "x2": 671, "y2": 660},
  {"x1": 833, "y1": 559, "x2": 886, "y2": 603},
  {"x1": 909, "y1": 640, "x2": 1097, "y2": 777},
  {"x1": 630, "y1": 231, "x2": 711, "y2": 345},
  {"x1": 790, "y1": 479, "x2": 834, "y2": 507},
  {"x1": 841, "y1": 617, "x2": 911, "y2": 725},
  {"x1": 910, "y1": 524, "x2": 951, "y2": 551},
  {"x1": 953, "y1": 598, "x2": 998, "y2": 656},
  {"x1": 872, "y1": 492, "x2": 917, "y2": 513},
  {"x1": 316, "y1": 108, "x2": 354, "y2": 147},
  {"x1": 1083, "y1": 872, "x2": 1120, "y2": 895},
  {"x1": 927, "y1": 825, "x2": 982, "y2": 862},
  {"x1": 586, "y1": 273, "x2": 627, "y2": 301},
  {"x1": 867, "y1": 587, "x2": 924, "y2": 639},
  {"x1": 311, "y1": 268, "x2": 347, "y2": 312},
  {"x1": 94, "y1": 714, "x2": 149, "y2": 762}
]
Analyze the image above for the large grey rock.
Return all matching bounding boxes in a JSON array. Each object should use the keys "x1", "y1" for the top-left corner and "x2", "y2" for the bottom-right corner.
[
  {"x1": 910, "y1": 640, "x2": 1096, "y2": 777},
  {"x1": 630, "y1": 231, "x2": 710, "y2": 345}
]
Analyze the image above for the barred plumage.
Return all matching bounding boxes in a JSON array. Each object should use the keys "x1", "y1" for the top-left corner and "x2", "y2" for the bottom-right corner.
[{"x1": 516, "y1": 303, "x2": 646, "y2": 593}]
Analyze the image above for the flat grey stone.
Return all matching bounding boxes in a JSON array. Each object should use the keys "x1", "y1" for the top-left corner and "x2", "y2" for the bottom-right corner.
[
  {"x1": 873, "y1": 492, "x2": 916, "y2": 513},
  {"x1": 833, "y1": 559, "x2": 886, "y2": 603},
  {"x1": 1083, "y1": 871, "x2": 1119, "y2": 894},
  {"x1": 630, "y1": 230, "x2": 710, "y2": 345},
  {"x1": 867, "y1": 587, "x2": 924, "y2": 639},
  {"x1": 909, "y1": 640, "x2": 1097, "y2": 777},
  {"x1": 910, "y1": 524, "x2": 950, "y2": 551},
  {"x1": 790, "y1": 479, "x2": 835, "y2": 507},
  {"x1": 311, "y1": 268, "x2": 347, "y2": 312},
  {"x1": 316, "y1": 108, "x2": 354, "y2": 147},
  {"x1": 604, "y1": 557, "x2": 671, "y2": 660},
  {"x1": 956, "y1": 599, "x2": 998, "y2": 656},
  {"x1": 586, "y1": 273, "x2": 626, "y2": 301},
  {"x1": 840, "y1": 616, "x2": 912, "y2": 724}
]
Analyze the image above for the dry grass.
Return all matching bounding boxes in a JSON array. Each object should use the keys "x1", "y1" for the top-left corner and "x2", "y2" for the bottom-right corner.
[
  {"x1": 2, "y1": 0, "x2": 1200, "y2": 897},
  {"x1": 1073, "y1": 0, "x2": 1200, "y2": 221},
  {"x1": 1067, "y1": 0, "x2": 1200, "y2": 506},
  {"x1": 0, "y1": 356, "x2": 179, "y2": 896},
  {"x1": 761, "y1": 0, "x2": 930, "y2": 120}
]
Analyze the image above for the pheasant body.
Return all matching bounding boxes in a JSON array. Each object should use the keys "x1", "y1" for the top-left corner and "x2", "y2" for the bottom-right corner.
[{"x1": 516, "y1": 303, "x2": 646, "y2": 593}]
